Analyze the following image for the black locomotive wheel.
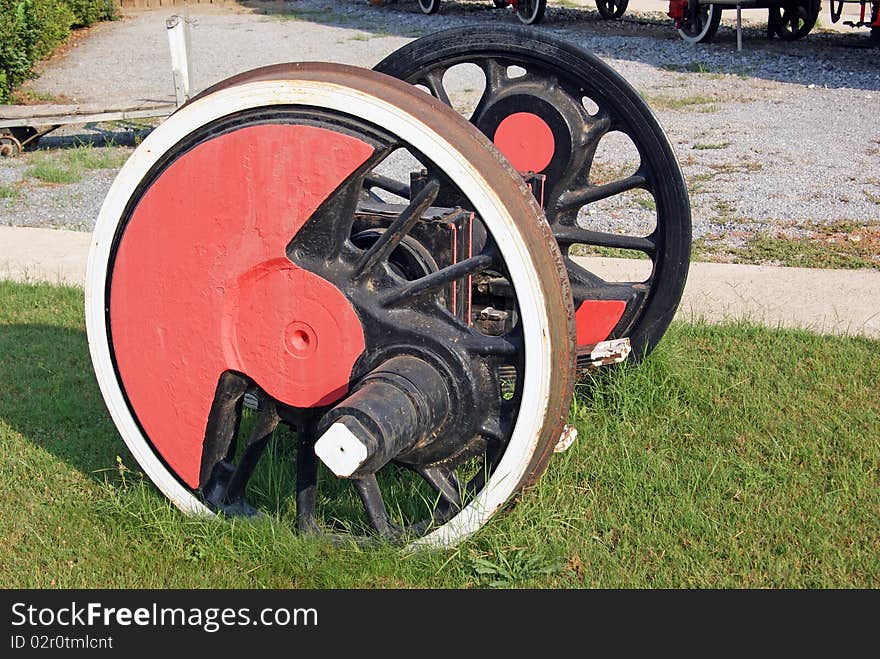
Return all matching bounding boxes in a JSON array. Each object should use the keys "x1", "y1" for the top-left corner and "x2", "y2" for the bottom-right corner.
[
  {"x1": 375, "y1": 27, "x2": 691, "y2": 370},
  {"x1": 769, "y1": 0, "x2": 819, "y2": 40},
  {"x1": 596, "y1": 0, "x2": 628, "y2": 19},
  {"x1": 87, "y1": 63, "x2": 575, "y2": 548},
  {"x1": 515, "y1": 0, "x2": 547, "y2": 24},
  {"x1": 677, "y1": 1, "x2": 722, "y2": 43}
]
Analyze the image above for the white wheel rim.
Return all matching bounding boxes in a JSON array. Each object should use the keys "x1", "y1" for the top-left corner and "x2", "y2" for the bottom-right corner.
[
  {"x1": 678, "y1": 4, "x2": 715, "y2": 42},
  {"x1": 86, "y1": 75, "x2": 557, "y2": 549}
]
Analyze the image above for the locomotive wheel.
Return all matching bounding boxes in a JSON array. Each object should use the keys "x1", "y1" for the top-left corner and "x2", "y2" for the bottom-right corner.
[
  {"x1": 769, "y1": 0, "x2": 819, "y2": 40},
  {"x1": 375, "y1": 27, "x2": 691, "y2": 370},
  {"x1": 596, "y1": 0, "x2": 628, "y2": 19},
  {"x1": 677, "y1": 2, "x2": 722, "y2": 43},
  {"x1": 515, "y1": 0, "x2": 547, "y2": 24},
  {"x1": 419, "y1": 0, "x2": 441, "y2": 14},
  {"x1": 0, "y1": 134, "x2": 22, "y2": 158},
  {"x1": 86, "y1": 63, "x2": 575, "y2": 548}
]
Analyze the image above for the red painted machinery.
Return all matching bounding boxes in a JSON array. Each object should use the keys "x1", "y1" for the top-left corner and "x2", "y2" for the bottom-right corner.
[
  {"x1": 416, "y1": 0, "x2": 632, "y2": 23},
  {"x1": 87, "y1": 26, "x2": 690, "y2": 547},
  {"x1": 667, "y1": 0, "x2": 879, "y2": 43}
]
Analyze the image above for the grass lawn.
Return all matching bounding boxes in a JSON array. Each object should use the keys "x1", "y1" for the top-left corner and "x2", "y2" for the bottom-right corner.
[{"x1": 0, "y1": 281, "x2": 877, "y2": 588}]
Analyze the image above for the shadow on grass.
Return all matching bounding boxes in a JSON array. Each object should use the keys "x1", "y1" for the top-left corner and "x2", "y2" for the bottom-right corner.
[
  {"x1": 0, "y1": 318, "x2": 443, "y2": 535},
  {"x1": 0, "y1": 321, "x2": 127, "y2": 482}
]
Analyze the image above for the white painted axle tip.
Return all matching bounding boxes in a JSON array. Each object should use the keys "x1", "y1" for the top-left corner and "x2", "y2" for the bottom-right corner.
[{"x1": 314, "y1": 420, "x2": 369, "y2": 477}]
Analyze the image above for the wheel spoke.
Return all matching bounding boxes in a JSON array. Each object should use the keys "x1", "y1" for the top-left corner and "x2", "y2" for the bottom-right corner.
[
  {"x1": 353, "y1": 474, "x2": 399, "y2": 539},
  {"x1": 296, "y1": 425, "x2": 320, "y2": 533},
  {"x1": 554, "y1": 225, "x2": 656, "y2": 255},
  {"x1": 464, "y1": 331, "x2": 521, "y2": 357},
  {"x1": 417, "y1": 465, "x2": 463, "y2": 511},
  {"x1": 422, "y1": 69, "x2": 452, "y2": 107},
  {"x1": 353, "y1": 179, "x2": 440, "y2": 280},
  {"x1": 571, "y1": 279, "x2": 650, "y2": 305},
  {"x1": 198, "y1": 372, "x2": 249, "y2": 487},
  {"x1": 555, "y1": 174, "x2": 647, "y2": 212},
  {"x1": 364, "y1": 172, "x2": 411, "y2": 199},
  {"x1": 220, "y1": 400, "x2": 280, "y2": 510},
  {"x1": 471, "y1": 58, "x2": 507, "y2": 121},
  {"x1": 381, "y1": 252, "x2": 495, "y2": 307}
]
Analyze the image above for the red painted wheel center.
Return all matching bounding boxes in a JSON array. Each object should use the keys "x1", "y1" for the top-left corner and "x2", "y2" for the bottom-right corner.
[
  {"x1": 492, "y1": 112, "x2": 555, "y2": 173},
  {"x1": 109, "y1": 123, "x2": 375, "y2": 487}
]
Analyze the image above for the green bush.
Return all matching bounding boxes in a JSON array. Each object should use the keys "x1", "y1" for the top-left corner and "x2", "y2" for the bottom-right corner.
[
  {"x1": 0, "y1": 0, "x2": 117, "y2": 102},
  {"x1": 65, "y1": 0, "x2": 117, "y2": 27}
]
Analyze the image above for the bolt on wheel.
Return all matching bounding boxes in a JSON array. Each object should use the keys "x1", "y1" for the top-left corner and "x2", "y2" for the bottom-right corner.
[
  {"x1": 86, "y1": 64, "x2": 575, "y2": 548},
  {"x1": 374, "y1": 27, "x2": 692, "y2": 373}
]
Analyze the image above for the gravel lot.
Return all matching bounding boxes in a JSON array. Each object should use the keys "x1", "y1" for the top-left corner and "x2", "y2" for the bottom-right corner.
[{"x1": 1, "y1": 1, "x2": 878, "y2": 260}]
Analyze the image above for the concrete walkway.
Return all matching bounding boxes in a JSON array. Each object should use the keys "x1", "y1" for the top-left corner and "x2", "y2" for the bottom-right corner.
[{"x1": 1, "y1": 225, "x2": 877, "y2": 339}]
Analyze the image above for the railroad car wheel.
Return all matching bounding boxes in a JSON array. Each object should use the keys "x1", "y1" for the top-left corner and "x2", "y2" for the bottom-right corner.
[
  {"x1": 0, "y1": 133, "x2": 21, "y2": 158},
  {"x1": 515, "y1": 0, "x2": 547, "y2": 24},
  {"x1": 419, "y1": 0, "x2": 441, "y2": 14},
  {"x1": 769, "y1": 0, "x2": 819, "y2": 40},
  {"x1": 596, "y1": 0, "x2": 628, "y2": 19},
  {"x1": 375, "y1": 27, "x2": 691, "y2": 372},
  {"x1": 677, "y1": 1, "x2": 722, "y2": 43},
  {"x1": 86, "y1": 63, "x2": 576, "y2": 548}
]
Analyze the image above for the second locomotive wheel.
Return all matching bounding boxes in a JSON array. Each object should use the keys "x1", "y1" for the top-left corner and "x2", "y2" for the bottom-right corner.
[
  {"x1": 86, "y1": 63, "x2": 575, "y2": 548},
  {"x1": 596, "y1": 0, "x2": 628, "y2": 19},
  {"x1": 375, "y1": 26, "x2": 692, "y2": 372}
]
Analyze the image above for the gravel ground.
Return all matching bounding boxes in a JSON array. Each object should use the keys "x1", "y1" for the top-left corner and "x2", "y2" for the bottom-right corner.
[{"x1": 1, "y1": 1, "x2": 878, "y2": 258}]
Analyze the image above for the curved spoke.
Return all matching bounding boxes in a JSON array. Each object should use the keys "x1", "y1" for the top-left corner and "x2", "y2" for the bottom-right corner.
[
  {"x1": 296, "y1": 424, "x2": 320, "y2": 533},
  {"x1": 353, "y1": 474, "x2": 399, "y2": 539},
  {"x1": 570, "y1": 279, "x2": 650, "y2": 304},
  {"x1": 554, "y1": 225, "x2": 656, "y2": 255},
  {"x1": 203, "y1": 397, "x2": 280, "y2": 517},
  {"x1": 417, "y1": 465, "x2": 463, "y2": 511},
  {"x1": 464, "y1": 331, "x2": 521, "y2": 357},
  {"x1": 199, "y1": 372, "x2": 248, "y2": 487},
  {"x1": 353, "y1": 179, "x2": 440, "y2": 280},
  {"x1": 381, "y1": 252, "x2": 495, "y2": 307},
  {"x1": 471, "y1": 58, "x2": 509, "y2": 121},
  {"x1": 422, "y1": 69, "x2": 452, "y2": 107},
  {"x1": 556, "y1": 174, "x2": 647, "y2": 213},
  {"x1": 365, "y1": 172, "x2": 411, "y2": 199}
]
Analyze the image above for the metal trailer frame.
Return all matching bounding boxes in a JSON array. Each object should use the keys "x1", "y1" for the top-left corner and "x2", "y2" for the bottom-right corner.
[{"x1": 0, "y1": 14, "x2": 192, "y2": 157}]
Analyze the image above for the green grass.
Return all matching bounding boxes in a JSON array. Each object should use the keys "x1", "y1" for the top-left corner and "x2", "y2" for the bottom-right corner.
[
  {"x1": 695, "y1": 222, "x2": 880, "y2": 270},
  {"x1": 693, "y1": 142, "x2": 730, "y2": 150},
  {"x1": 0, "y1": 183, "x2": 21, "y2": 199},
  {"x1": 642, "y1": 93, "x2": 719, "y2": 113},
  {"x1": 24, "y1": 144, "x2": 130, "y2": 184},
  {"x1": 0, "y1": 281, "x2": 877, "y2": 588}
]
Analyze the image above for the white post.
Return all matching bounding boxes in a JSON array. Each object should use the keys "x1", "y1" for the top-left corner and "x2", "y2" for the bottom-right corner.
[
  {"x1": 166, "y1": 14, "x2": 192, "y2": 107},
  {"x1": 736, "y1": 4, "x2": 743, "y2": 52}
]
